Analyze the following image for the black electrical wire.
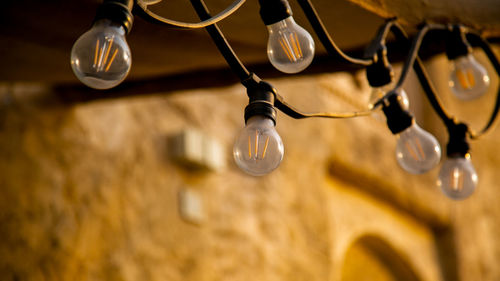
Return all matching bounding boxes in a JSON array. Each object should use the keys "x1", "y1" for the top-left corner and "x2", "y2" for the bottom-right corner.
[
  {"x1": 388, "y1": 23, "x2": 454, "y2": 128},
  {"x1": 295, "y1": 0, "x2": 372, "y2": 66},
  {"x1": 190, "y1": 0, "x2": 499, "y2": 128},
  {"x1": 274, "y1": 96, "x2": 373, "y2": 118},
  {"x1": 190, "y1": 0, "x2": 376, "y2": 119},
  {"x1": 189, "y1": 0, "x2": 251, "y2": 82},
  {"x1": 387, "y1": 23, "x2": 500, "y2": 138}
]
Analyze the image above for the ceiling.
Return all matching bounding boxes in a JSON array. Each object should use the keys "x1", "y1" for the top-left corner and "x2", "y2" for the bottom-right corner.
[
  {"x1": 1, "y1": 0, "x2": 498, "y2": 86},
  {"x1": 0, "y1": 0, "x2": 386, "y2": 85}
]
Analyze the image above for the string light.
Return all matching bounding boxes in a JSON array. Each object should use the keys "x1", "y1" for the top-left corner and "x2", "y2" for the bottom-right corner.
[
  {"x1": 258, "y1": 0, "x2": 315, "y2": 73},
  {"x1": 71, "y1": 0, "x2": 133, "y2": 89},
  {"x1": 382, "y1": 93, "x2": 441, "y2": 174},
  {"x1": 72, "y1": 0, "x2": 500, "y2": 198},
  {"x1": 445, "y1": 26, "x2": 491, "y2": 100},
  {"x1": 233, "y1": 115, "x2": 284, "y2": 176}
]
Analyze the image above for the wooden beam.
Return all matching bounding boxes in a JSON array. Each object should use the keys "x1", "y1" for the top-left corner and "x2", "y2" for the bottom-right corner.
[{"x1": 345, "y1": 0, "x2": 500, "y2": 36}]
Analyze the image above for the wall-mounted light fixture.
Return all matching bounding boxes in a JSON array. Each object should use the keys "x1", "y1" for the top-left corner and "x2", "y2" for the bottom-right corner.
[{"x1": 71, "y1": 0, "x2": 500, "y2": 200}]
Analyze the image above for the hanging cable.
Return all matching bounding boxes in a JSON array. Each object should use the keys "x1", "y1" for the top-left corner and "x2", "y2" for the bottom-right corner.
[
  {"x1": 188, "y1": 0, "x2": 252, "y2": 83},
  {"x1": 190, "y1": 0, "x2": 376, "y2": 120},
  {"x1": 295, "y1": 0, "x2": 372, "y2": 66},
  {"x1": 388, "y1": 23, "x2": 455, "y2": 127},
  {"x1": 387, "y1": 23, "x2": 500, "y2": 139},
  {"x1": 135, "y1": 0, "x2": 247, "y2": 29}
]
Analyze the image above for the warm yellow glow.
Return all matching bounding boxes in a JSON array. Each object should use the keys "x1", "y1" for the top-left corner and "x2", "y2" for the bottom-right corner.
[
  {"x1": 404, "y1": 139, "x2": 425, "y2": 161},
  {"x1": 97, "y1": 45, "x2": 104, "y2": 70},
  {"x1": 94, "y1": 39, "x2": 99, "y2": 66},
  {"x1": 294, "y1": 32, "x2": 302, "y2": 57},
  {"x1": 279, "y1": 38, "x2": 293, "y2": 61},
  {"x1": 248, "y1": 135, "x2": 252, "y2": 158},
  {"x1": 290, "y1": 33, "x2": 300, "y2": 60},
  {"x1": 105, "y1": 49, "x2": 118, "y2": 72},
  {"x1": 262, "y1": 136, "x2": 270, "y2": 159},
  {"x1": 254, "y1": 130, "x2": 259, "y2": 157},
  {"x1": 456, "y1": 69, "x2": 476, "y2": 89},
  {"x1": 451, "y1": 168, "x2": 463, "y2": 191},
  {"x1": 466, "y1": 70, "x2": 476, "y2": 87},
  {"x1": 102, "y1": 37, "x2": 114, "y2": 71},
  {"x1": 279, "y1": 32, "x2": 303, "y2": 62}
]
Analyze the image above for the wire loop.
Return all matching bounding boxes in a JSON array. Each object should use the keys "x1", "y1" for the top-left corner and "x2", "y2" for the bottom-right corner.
[{"x1": 136, "y1": 0, "x2": 246, "y2": 28}]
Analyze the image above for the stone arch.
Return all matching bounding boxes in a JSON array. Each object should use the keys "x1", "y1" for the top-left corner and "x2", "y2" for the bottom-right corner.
[{"x1": 340, "y1": 234, "x2": 422, "y2": 281}]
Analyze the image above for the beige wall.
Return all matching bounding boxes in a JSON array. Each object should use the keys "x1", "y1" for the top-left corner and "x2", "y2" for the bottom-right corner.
[{"x1": 0, "y1": 52, "x2": 499, "y2": 280}]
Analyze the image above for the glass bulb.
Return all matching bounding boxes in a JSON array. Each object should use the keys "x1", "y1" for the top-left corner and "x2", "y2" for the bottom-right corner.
[
  {"x1": 437, "y1": 156, "x2": 477, "y2": 200},
  {"x1": 71, "y1": 19, "x2": 131, "y2": 89},
  {"x1": 369, "y1": 87, "x2": 409, "y2": 110},
  {"x1": 449, "y1": 54, "x2": 490, "y2": 100},
  {"x1": 267, "y1": 16, "x2": 315, "y2": 74},
  {"x1": 395, "y1": 123, "x2": 441, "y2": 174},
  {"x1": 233, "y1": 116, "x2": 284, "y2": 176}
]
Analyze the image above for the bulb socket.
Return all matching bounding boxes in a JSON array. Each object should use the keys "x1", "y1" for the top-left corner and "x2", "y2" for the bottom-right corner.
[
  {"x1": 244, "y1": 81, "x2": 277, "y2": 124},
  {"x1": 445, "y1": 25, "x2": 472, "y2": 60},
  {"x1": 94, "y1": 0, "x2": 134, "y2": 34},
  {"x1": 366, "y1": 47, "x2": 394, "y2": 87},
  {"x1": 382, "y1": 92, "x2": 414, "y2": 134},
  {"x1": 446, "y1": 122, "x2": 470, "y2": 157},
  {"x1": 244, "y1": 102, "x2": 277, "y2": 125},
  {"x1": 258, "y1": 0, "x2": 293, "y2": 26}
]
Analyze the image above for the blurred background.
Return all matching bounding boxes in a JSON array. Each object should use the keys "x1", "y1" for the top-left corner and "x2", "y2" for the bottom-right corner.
[{"x1": 1, "y1": 0, "x2": 500, "y2": 280}]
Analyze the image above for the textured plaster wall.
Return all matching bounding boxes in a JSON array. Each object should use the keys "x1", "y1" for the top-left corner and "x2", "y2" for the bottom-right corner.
[{"x1": 0, "y1": 56, "x2": 499, "y2": 280}]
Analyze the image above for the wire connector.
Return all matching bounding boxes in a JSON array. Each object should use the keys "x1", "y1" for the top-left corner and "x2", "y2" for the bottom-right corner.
[
  {"x1": 366, "y1": 46, "x2": 394, "y2": 87},
  {"x1": 445, "y1": 25, "x2": 472, "y2": 60},
  {"x1": 94, "y1": 0, "x2": 134, "y2": 34},
  {"x1": 244, "y1": 81, "x2": 278, "y2": 124},
  {"x1": 258, "y1": 0, "x2": 293, "y2": 26},
  {"x1": 382, "y1": 92, "x2": 414, "y2": 134},
  {"x1": 446, "y1": 122, "x2": 470, "y2": 157}
]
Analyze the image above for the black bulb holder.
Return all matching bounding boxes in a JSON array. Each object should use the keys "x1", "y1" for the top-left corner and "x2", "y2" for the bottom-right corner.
[
  {"x1": 445, "y1": 25, "x2": 472, "y2": 60},
  {"x1": 446, "y1": 122, "x2": 470, "y2": 157},
  {"x1": 366, "y1": 46, "x2": 394, "y2": 88},
  {"x1": 244, "y1": 81, "x2": 278, "y2": 125},
  {"x1": 258, "y1": 0, "x2": 293, "y2": 26},
  {"x1": 94, "y1": 0, "x2": 134, "y2": 34},
  {"x1": 382, "y1": 92, "x2": 414, "y2": 134}
]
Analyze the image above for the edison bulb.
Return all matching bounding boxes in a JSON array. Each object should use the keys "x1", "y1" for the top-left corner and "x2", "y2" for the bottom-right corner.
[
  {"x1": 233, "y1": 116, "x2": 284, "y2": 176},
  {"x1": 449, "y1": 54, "x2": 490, "y2": 100},
  {"x1": 71, "y1": 19, "x2": 131, "y2": 89},
  {"x1": 266, "y1": 16, "x2": 314, "y2": 74},
  {"x1": 437, "y1": 156, "x2": 477, "y2": 200},
  {"x1": 395, "y1": 123, "x2": 441, "y2": 174}
]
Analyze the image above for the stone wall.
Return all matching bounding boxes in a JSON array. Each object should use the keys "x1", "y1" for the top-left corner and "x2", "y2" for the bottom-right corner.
[{"x1": 0, "y1": 53, "x2": 499, "y2": 281}]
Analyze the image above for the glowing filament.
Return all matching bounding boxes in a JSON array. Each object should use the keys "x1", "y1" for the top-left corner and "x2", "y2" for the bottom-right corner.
[
  {"x1": 93, "y1": 39, "x2": 100, "y2": 67},
  {"x1": 247, "y1": 132, "x2": 270, "y2": 160},
  {"x1": 456, "y1": 69, "x2": 476, "y2": 89},
  {"x1": 93, "y1": 36, "x2": 117, "y2": 72},
  {"x1": 451, "y1": 167, "x2": 464, "y2": 191},
  {"x1": 262, "y1": 136, "x2": 270, "y2": 159},
  {"x1": 405, "y1": 139, "x2": 425, "y2": 161},
  {"x1": 279, "y1": 32, "x2": 302, "y2": 62}
]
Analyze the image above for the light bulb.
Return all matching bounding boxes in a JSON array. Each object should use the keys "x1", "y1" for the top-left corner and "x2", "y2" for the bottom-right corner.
[
  {"x1": 266, "y1": 16, "x2": 315, "y2": 74},
  {"x1": 71, "y1": 19, "x2": 131, "y2": 89},
  {"x1": 449, "y1": 54, "x2": 490, "y2": 100},
  {"x1": 233, "y1": 116, "x2": 284, "y2": 176},
  {"x1": 437, "y1": 155, "x2": 477, "y2": 200},
  {"x1": 395, "y1": 123, "x2": 441, "y2": 174},
  {"x1": 369, "y1": 87, "x2": 409, "y2": 110}
]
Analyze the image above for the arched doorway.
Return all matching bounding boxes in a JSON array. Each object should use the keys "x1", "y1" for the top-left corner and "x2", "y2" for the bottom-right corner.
[{"x1": 341, "y1": 235, "x2": 421, "y2": 281}]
